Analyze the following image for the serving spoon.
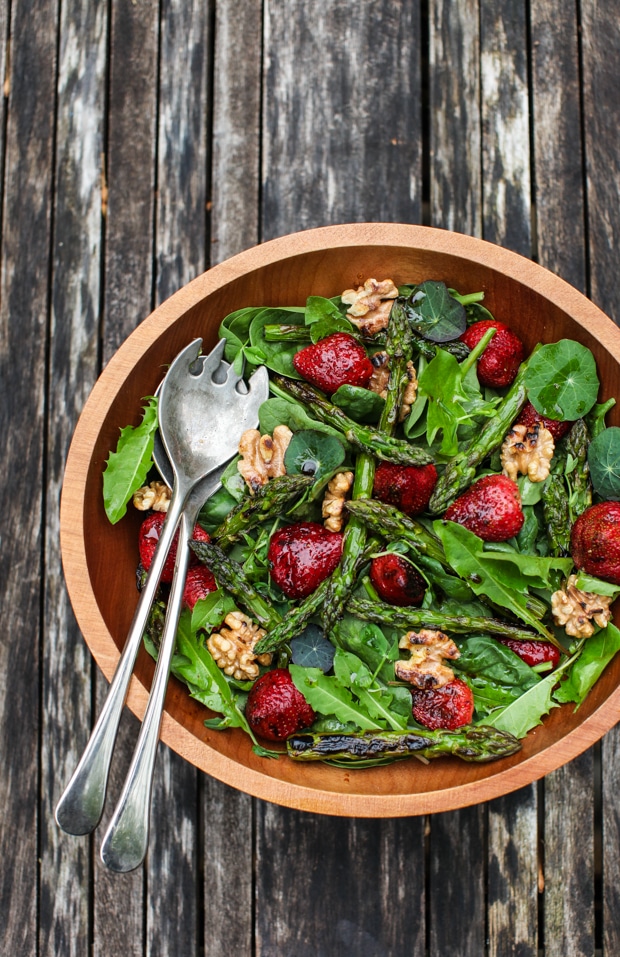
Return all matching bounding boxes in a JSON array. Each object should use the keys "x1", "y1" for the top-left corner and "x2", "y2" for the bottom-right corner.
[{"x1": 56, "y1": 338, "x2": 268, "y2": 871}]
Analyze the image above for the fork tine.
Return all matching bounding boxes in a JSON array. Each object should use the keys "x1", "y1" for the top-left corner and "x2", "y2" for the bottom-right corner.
[{"x1": 247, "y1": 365, "x2": 269, "y2": 393}]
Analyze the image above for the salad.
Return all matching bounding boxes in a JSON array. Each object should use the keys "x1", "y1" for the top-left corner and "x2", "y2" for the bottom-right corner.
[{"x1": 102, "y1": 276, "x2": 620, "y2": 767}]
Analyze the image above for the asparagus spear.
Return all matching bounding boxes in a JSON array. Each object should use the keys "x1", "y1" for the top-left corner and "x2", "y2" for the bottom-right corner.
[
  {"x1": 410, "y1": 330, "x2": 470, "y2": 362},
  {"x1": 428, "y1": 346, "x2": 540, "y2": 513},
  {"x1": 345, "y1": 498, "x2": 448, "y2": 566},
  {"x1": 270, "y1": 375, "x2": 433, "y2": 466},
  {"x1": 287, "y1": 726, "x2": 521, "y2": 763},
  {"x1": 565, "y1": 418, "x2": 592, "y2": 521},
  {"x1": 542, "y1": 472, "x2": 571, "y2": 556},
  {"x1": 212, "y1": 473, "x2": 313, "y2": 546},
  {"x1": 190, "y1": 540, "x2": 282, "y2": 630},
  {"x1": 346, "y1": 596, "x2": 545, "y2": 641}
]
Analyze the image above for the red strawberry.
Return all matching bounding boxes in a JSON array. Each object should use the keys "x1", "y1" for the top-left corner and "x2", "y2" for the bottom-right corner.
[
  {"x1": 292, "y1": 332, "x2": 373, "y2": 394},
  {"x1": 444, "y1": 474, "x2": 524, "y2": 542},
  {"x1": 369, "y1": 553, "x2": 426, "y2": 606},
  {"x1": 571, "y1": 502, "x2": 620, "y2": 585},
  {"x1": 496, "y1": 637, "x2": 561, "y2": 669},
  {"x1": 373, "y1": 462, "x2": 438, "y2": 516},
  {"x1": 246, "y1": 668, "x2": 316, "y2": 741},
  {"x1": 183, "y1": 565, "x2": 217, "y2": 609},
  {"x1": 411, "y1": 677, "x2": 474, "y2": 730},
  {"x1": 460, "y1": 320, "x2": 525, "y2": 388},
  {"x1": 138, "y1": 511, "x2": 210, "y2": 584},
  {"x1": 515, "y1": 400, "x2": 573, "y2": 441},
  {"x1": 268, "y1": 521, "x2": 343, "y2": 599}
]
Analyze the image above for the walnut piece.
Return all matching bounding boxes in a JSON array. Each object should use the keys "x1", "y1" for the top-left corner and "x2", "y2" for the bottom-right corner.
[
  {"x1": 399, "y1": 361, "x2": 418, "y2": 421},
  {"x1": 238, "y1": 425, "x2": 293, "y2": 493},
  {"x1": 206, "y1": 611, "x2": 272, "y2": 681},
  {"x1": 551, "y1": 574, "x2": 613, "y2": 638},
  {"x1": 322, "y1": 470, "x2": 354, "y2": 532},
  {"x1": 341, "y1": 278, "x2": 399, "y2": 335},
  {"x1": 368, "y1": 351, "x2": 417, "y2": 421},
  {"x1": 501, "y1": 422, "x2": 555, "y2": 483},
  {"x1": 395, "y1": 629, "x2": 460, "y2": 689},
  {"x1": 133, "y1": 480, "x2": 172, "y2": 512}
]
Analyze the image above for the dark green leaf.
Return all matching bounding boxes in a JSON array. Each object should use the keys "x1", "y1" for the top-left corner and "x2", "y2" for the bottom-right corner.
[
  {"x1": 404, "y1": 281, "x2": 467, "y2": 342},
  {"x1": 248, "y1": 307, "x2": 306, "y2": 378},
  {"x1": 290, "y1": 624, "x2": 336, "y2": 672},
  {"x1": 332, "y1": 384, "x2": 385, "y2": 423},
  {"x1": 554, "y1": 623, "x2": 620, "y2": 706},
  {"x1": 284, "y1": 429, "x2": 346, "y2": 482},
  {"x1": 103, "y1": 397, "x2": 159, "y2": 524},
  {"x1": 258, "y1": 396, "x2": 344, "y2": 440},
  {"x1": 588, "y1": 426, "x2": 620, "y2": 500},
  {"x1": 525, "y1": 340, "x2": 599, "y2": 420}
]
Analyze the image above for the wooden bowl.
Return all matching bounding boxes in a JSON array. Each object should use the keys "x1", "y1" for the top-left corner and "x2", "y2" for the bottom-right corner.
[{"x1": 61, "y1": 223, "x2": 620, "y2": 817}]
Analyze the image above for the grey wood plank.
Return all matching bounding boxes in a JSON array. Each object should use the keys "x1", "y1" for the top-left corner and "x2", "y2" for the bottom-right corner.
[
  {"x1": 480, "y1": 1, "x2": 531, "y2": 254},
  {"x1": 262, "y1": 0, "x2": 422, "y2": 240},
  {"x1": 0, "y1": 0, "x2": 56, "y2": 952},
  {"x1": 487, "y1": 787, "x2": 537, "y2": 957},
  {"x1": 429, "y1": 0, "x2": 482, "y2": 236},
  {"x1": 210, "y1": 0, "x2": 262, "y2": 265},
  {"x1": 256, "y1": 806, "x2": 425, "y2": 957},
  {"x1": 39, "y1": 0, "x2": 107, "y2": 953}
]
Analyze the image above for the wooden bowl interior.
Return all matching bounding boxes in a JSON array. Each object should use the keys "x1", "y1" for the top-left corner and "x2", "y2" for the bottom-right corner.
[{"x1": 65, "y1": 226, "x2": 620, "y2": 815}]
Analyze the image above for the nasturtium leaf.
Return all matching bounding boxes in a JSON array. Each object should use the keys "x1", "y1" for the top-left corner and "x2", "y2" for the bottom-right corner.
[
  {"x1": 587, "y1": 427, "x2": 620, "y2": 500},
  {"x1": 284, "y1": 429, "x2": 346, "y2": 482},
  {"x1": 525, "y1": 340, "x2": 599, "y2": 420},
  {"x1": 332, "y1": 384, "x2": 385, "y2": 423},
  {"x1": 404, "y1": 280, "x2": 467, "y2": 342},
  {"x1": 103, "y1": 396, "x2": 159, "y2": 524},
  {"x1": 290, "y1": 624, "x2": 335, "y2": 673}
]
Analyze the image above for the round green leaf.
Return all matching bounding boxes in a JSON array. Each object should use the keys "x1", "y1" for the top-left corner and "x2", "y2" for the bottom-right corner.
[
  {"x1": 290, "y1": 624, "x2": 335, "y2": 673},
  {"x1": 404, "y1": 280, "x2": 467, "y2": 342},
  {"x1": 525, "y1": 340, "x2": 599, "y2": 420},
  {"x1": 588, "y1": 427, "x2": 620, "y2": 500},
  {"x1": 284, "y1": 429, "x2": 346, "y2": 481}
]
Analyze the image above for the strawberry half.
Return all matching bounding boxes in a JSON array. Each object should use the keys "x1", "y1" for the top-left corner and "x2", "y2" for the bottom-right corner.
[
  {"x1": 571, "y1": 502, "x2": 620, "y2": 585},
  {"x1": 373, "y1": 462, "x2": 438, "y2": 516},
  {"x1": 292, "y1": 332, "x2": 373, "y2": 394},
  {"x1": 444, "y1": 474, "x2": 524, "y2": 542},
  {"x1": 268, "y1": 521, "x2": 343, "y2": 599},
  {"x1": 515, "y1": 400, "x2": 574, "y2": 442},
  {"x1": 411, "y1": 677, "x2": 474, "y2": 730},
  {"x1": 496, "y1": 637, "x2": 561, "y2": 669},
  {"x1": 460, "y1": 320, "x2": 525, "y2": 388},
  {"x1": 183, "y1": 565, "x2": 217, "y2": 610},
  {"x1": 138, "y1": 511, "x2": 210, "y2": 584},
  {"x1": 369, "y1": 553, "x2": 426, "y2": 606},
  {"x1": 246, "y1": 668, "x2": 316, "y2": 741}
]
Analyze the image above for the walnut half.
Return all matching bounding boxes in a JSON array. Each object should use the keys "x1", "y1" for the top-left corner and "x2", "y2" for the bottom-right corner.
[
  {"x1": 133, "y1": 480, "x2": 172, "y2": 512},
  {"x1": 341, "y1": 278, "x2": 399, "y2": 335},
  {"x1": 551, "y1": 575, "x2": 613, "y2": 638},
  {"x1": 501, "y1": 422, "x2": 555, "y2": 483},
  {"x1": 237, "y1": 425, "x2": 293, "y2": 493},
  {"x1": 395, "y1": 629, "x2": 460, "y2": 689},
  {"x1": 322, "y1": 470, "x2": 354, "y2": 532},
  {"x1": 206, "y1": 611, "x2": 272, "y2": 681}
]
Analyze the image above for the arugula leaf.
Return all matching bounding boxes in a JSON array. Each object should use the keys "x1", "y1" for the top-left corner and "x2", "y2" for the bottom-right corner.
[
  {"x1": 333, "y1": 650, "x2": 408, "y2": 731},
  {"x1": 434, "y1": 521, "x2": 556, "y2": 638},
  {"x1": 479, "y1": 547, "x2": 573, "y2": 590},
  {"x1": 190, "y1": 589, "x2": 237, "y2": 633},
  {"x1": 284, "y1": 429, "x2": 346, "y2": 482},
  {"x1": 102, "y1": 397, "x2": 159, "y2": 524},
  {"x1": 404, "y1": 281, "x2": 467, "y2": 342},
  {"x1": 553, "y1": 623, "x2": 620, "y2": 706},
  {"x1": 289, "y1": 665, "x2": 379, "y2": 730},
  {"x1": 332, "y1": 384, "x2": 385, "y2": 423},
  {"x1": 525, "y1": 340, "x2": 599, "y2": 420},
  {"x1": 483, "y1": 669, "x2": 560, "y2": 738},
  {"x1": 304, "y1": 296, "x2": 352, "y2": 342},
  {"x1": 588, "y1": 426, "x2": 620, "y2": 500},
  {"x1": 574, "y1": 572, "x2": 620, "y2": 598}
]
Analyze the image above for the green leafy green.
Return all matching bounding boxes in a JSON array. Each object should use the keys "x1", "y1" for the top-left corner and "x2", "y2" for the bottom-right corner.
[
  {"x1": 403, "y1": 281, "x2": 467, "y2": 342},
  {"x1": 190, "y1": 589, "x2": 237, "y2": 633},
  {"x1": 588, "y1": 426, "x2": 620, "y2": 500},
  {"x1": 290, "y1": 624, "x2": 335, "y2": 672},
  {"x1": 289, "y1": 665, "x2": 379, "y2": 730},
  {"x1": 483, "y1": 669, "x2": 560, "y2": 738},
  {"x1": 103, "y1": 397, "x2": 159, "y2": 524},
  {"x1": 284, "y1": 429, "x2": 346, "y2": 482},
  {"x1": 554, "y1": 624, "x2": 620, "y2": 706},
  {"x1": 525, "y1": 340, "x2": 599, "y2": 420},
  {"x1": 455, "y1": 635, "x2": 541, "y2": 692},
  {"x1": 304, "y1": 296, "x2": 352, "y2": 342},
  {"x1": 574, "y1": 572, "x2": 620, "y2": 598},
  {"x1": 332, "y1": 384, "x2": 385, "y2": 423},
  {"x1": 248, "y1": 308, "x2": 306, "y2": 377},
  {"x1": 258, "y1": 396, "x2": 343, "y2": 440}
]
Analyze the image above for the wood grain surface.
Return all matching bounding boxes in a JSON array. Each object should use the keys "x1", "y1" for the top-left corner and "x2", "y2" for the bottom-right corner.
[{"x1": 1, "y1": 1, "x2": 620, "y2": 955}]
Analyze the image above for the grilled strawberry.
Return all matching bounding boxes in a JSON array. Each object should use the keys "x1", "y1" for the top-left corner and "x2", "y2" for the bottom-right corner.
[
  {"x1": 515, "y1": 400, "x2": 573, "y2": 442},
  {"x1": 183, "y1": 565, "x2": 217, "y2": 609},
  {"x1": 571, "y1": 502, "x2": 620, "y2": 585},
  {"x1": 411, "y1": 677, "x2": 474, "y2": 730},
  {"x1": 373, "y1": 462, "x2": 438, "y2": 516},
  {"x1": 292, "y1": 332, "x2": 373, "y2": 394},
  {"x1": 138, "y1": 511, "x2": 210, "y2": 584},
  {"x1": 460, "y1": 319, "x2": 525, "y2": 388},
  {"x1": 268, "y1": 521, "x2": 343, "y2": 599},
  {"x1": 369, "y1": 553, "x2": 426, "y2": 606},
  {"x1": 246, "y1": 668, "x2": 316, "y2": 741},
  {"x1": 496, "y1": 637, "x2": 561, "y2": 669},
  {"x1": 444, "y1": 474, "x2": 524, "y2": 542}
]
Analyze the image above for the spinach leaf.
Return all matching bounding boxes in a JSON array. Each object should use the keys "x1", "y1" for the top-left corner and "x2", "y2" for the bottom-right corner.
[
  {"x1": 289, "y1": 665, "x2": 378, "y2": 730},
  {"x1": 404, "y1": 281, "x2": 467, "y2": 342},
  {"x1": 454, "y1": 635, "x2": 541, "y2": 692},
  {"x1": 103, "y1": 397, "x2": 159, "y2": 524},
  {"x1": 220, "y1": 455, "x2": 246, "y2": 502},
  {"x1": 284, "y1": 429, "x2": 346, "y2": 482},
  {"x1": 554, "y1": 623, "x2": 620, "y2": 706},
  {"x1": 258, "y1": 396, "x2": 343, "y2": 440},
  {"x1": 199, "y1": 486, "x2": 240, "y2": 532},
  {"x1": 525, "y1": 340, "x2": 599, "y2": 420},
  {"x1": 219, "y1": 307, "x2": 261, "y2": 364},
  {"x1": 248, "y1": 308, "x2": 306, "y2": 378},
  {"x1": 588, "y1": 426, "x2": 620, "y2": 500},
  {"x1": 332, "y1": 384, "x2": 385, "y2": 423}
]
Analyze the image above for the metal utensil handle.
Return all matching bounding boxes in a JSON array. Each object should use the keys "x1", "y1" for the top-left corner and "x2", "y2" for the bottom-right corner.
[
  {"x1": 54, "y1": 489, "x2": 186, "y2": 836},
  {"x1": 99, "y1": 503, "x2": 198, "y2": 872}
]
